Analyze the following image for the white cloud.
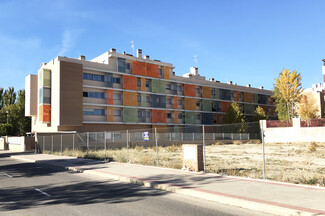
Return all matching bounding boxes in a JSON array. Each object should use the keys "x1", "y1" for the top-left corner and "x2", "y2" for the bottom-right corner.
[{"x1": 58, "y1": 29, "x2": 85, "y2": 56}]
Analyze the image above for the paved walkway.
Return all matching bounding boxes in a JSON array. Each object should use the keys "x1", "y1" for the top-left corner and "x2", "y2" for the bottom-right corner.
[{"x1": 8, "y1": 152, "x2": 325, "y2": 216}]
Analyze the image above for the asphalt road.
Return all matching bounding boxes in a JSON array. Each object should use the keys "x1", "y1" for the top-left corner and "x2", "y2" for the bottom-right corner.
[{"x1": 0, "y1": 152, "x2": 272, "y2": 216}]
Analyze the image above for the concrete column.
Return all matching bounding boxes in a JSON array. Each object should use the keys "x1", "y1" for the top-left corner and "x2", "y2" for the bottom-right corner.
[{"x1": 292, "y1": 117, "x2": 301, "y2": 128}]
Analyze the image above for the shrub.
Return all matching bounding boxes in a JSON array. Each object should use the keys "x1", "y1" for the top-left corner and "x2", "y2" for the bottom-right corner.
[
  {"x1": 309, "y1": 142, "x2": 317, "y2": 152},
  {"x1": 0, "y1": 123, "x2": 14, "y2": 136}
]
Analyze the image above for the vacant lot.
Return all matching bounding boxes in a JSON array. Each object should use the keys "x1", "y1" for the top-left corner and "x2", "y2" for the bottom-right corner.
[{"x1": 47, "y1": 141, "x2": 325, "y2": 187}]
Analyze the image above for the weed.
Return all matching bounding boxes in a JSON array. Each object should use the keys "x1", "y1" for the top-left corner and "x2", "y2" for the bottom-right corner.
[
  {"x1": 309, "y1": 142, "x2": 318, "y2": 152},
  {"x1": 233, "y1": 140, "x2": 243, "y2": 145}
]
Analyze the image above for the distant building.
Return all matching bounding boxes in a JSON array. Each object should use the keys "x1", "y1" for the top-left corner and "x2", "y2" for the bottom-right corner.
[{"x1": 25, "y1": 48, "x2": 276, "y2": 133}]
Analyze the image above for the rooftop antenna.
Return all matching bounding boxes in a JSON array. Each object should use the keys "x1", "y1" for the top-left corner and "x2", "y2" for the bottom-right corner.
[
  {"x1": 131, "y1": 40, "x2": 135, "y2": 56},
  {"x1": 194, "y1": 54, "x2": 198, "y2": 67}
]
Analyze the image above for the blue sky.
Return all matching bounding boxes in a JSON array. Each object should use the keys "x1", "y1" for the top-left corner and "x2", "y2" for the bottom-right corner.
[{"x1": 1, "y1": 0, "x2": 325, "y2": 91}]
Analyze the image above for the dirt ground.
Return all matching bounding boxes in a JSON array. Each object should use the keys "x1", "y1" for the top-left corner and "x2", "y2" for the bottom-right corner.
[
  {"x1": 205, "y1": 142, "x2": 325, "y2": 186},
  {"x1": 51, "y1": 141, "x2": 325, "y2": 187}
]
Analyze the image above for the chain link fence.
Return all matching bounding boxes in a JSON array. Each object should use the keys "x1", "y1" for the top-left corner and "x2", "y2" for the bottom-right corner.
[{"x1": 34, "y1": 121, "x2": 325, "y2": 186}]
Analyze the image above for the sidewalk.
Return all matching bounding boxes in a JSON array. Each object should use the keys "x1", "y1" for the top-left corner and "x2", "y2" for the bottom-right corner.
[{"x1": 10, "y1": 152, "x2": 325, "y2": 216}]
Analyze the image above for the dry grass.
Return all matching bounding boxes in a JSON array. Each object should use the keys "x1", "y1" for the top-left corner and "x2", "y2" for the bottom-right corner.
[
  {"x1": 205, "y1": 142, "x2": 325, "y2": 186},
  {"x1": 45, "y1": 141, "x2": 325, "y2": 187}
]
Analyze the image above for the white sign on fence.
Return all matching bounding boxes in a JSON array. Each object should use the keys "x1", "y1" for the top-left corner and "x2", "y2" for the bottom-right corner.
[{"x1": 143, "y1": 131, "x2": 149, "y2": 141}]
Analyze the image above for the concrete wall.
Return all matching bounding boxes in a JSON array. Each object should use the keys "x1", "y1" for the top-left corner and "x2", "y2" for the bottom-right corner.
[
  {"x1": 7, "y1": 136, "x2": 35, "y2": 151},
  {"x1": 261, "y1": 118, "x2": 325, "y2": 143}
]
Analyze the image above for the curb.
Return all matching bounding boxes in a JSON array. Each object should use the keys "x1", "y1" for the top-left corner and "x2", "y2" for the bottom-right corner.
[{"x1": 10, "y1": 155, "x2": 325, "y2": 216}]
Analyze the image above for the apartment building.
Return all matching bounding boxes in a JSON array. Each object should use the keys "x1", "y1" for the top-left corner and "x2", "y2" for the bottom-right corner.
[{"x1": 25, "y1": 48, "x2": 276, "y2": 133}]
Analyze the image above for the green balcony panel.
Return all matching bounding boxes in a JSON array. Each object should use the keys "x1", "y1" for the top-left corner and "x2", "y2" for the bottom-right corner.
[
  {"x1": 141, "y1": 93, "x2": 146, "y2": 107},
  {"x1": 185, "y1": 112, "x2": 196, "y2": 124},
  {"x1": 202, "y1": 100, "x2": 212, "y2": 111},
  {"x1": 215, "y1": 88, "x2": 219, "y2": 99},
  {"x1": 123, "y1": 108, "x2": 138, "y2": 122},
  {"x1": 244, "y1": 104, "x2": 254, "y2": 114},
  {"x1": 152, "y1": 79, "x2": 166, "y2": 93}
]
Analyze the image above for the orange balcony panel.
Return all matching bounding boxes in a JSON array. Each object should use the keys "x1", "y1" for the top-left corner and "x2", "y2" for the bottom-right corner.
[
  {"x1": 123, "y1": 75, "x2": 137, "y2": 90},
  {"x1": 202, "y1": 86, "x2": 211, "y2": 98},
  {"x1": 146, "y1": 63, "x2": 159, "y2": 78},
  {"x1": 174, "y1": 111, "x2": 178, "y2": 123},
  {"x1": 184, "y1": 84, "x2": 196, "y2": 97},
  {"x1": 152, "y1": 109, "x2": 166, "y2": 123},
  {"x1": 243, "y1": 92, "x2": 253, "y2": 103},
  {"x1": 221, "y1": 102, "x2": 231, "y2": 112},
  {"x1": 132, "y1": 61, "x2": 146, "y2": 76},
  {"x1": 123, "y1": 92, "x2": 137, "y2": 106},
  {"x1": 173, "y1": 96, "x2": 178, "y2": 109},
  {"x1": 236, "y1": 91, "x2": 240, "y2": 101},
  {"x1": 107, "y1": 107, "x2": 113, "y2": 121},
  {"x1": 140, "y1": 78, "x2": 146, "y2": 91},
  {"x1": 106, "y1": 89, "x2": 113, "y2": 104},
  {"x1": 184, "y1": 98, "x2": 196, "y2": 110},
  {"x1": 163, "y1": 67, "x2": 170, "y2": 79},
  {"x1": 215, "y1": 114, "x2": 223, "y2": 124},
  {"x1": 39, "y1": 104, "x2": 51, "y2": 122}
]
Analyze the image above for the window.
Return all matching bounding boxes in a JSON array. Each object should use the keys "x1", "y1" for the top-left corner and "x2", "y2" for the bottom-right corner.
[
  {"x1": 178, "y1": 113, "x2": 183, "y2": 119},
  {"x1": 138, "y1": 110, "x2": 142, "y2": 118},
  {"x1": 83, "y1": 109, "x2": 105, "y2": 116},
  {"x1": 114, "y1": 109, "x2": 121, "y2": 116},
  {"x1": 137, "y1": 78, "x2": 141, "y2": 87},
  {"x1": 83, "y1": 92, "x2": 105, "y2": 98},
  {"x1": 145, "y1": 80, "x2": 150, "y2": 88},
  {"x1": 146, "y1": 96, "x2": 151, "y2": 103},
  {"x1": 197, "y1": 114, "x2": 201, "y2": 120},
  {"x1": 196, "y1": 88, "x2": 201, "y2": 94},
  {"x1": 159, "y1": 68, "x2": 163, "y2": 76},
  {"x1": 146, "y1": 111, "x2": 151, "y2": 118},
  {"x1": 113, "y1": 93, "x2": 121, "y2": 100},
  {"x1": 211, "y1": 89, "x2": 215, "y2": 97},
  {"x1": 167, "y1": 98, "x2": 172, "y2": 104},
  {"x1": 83, "y1": 73, "x2": 104, "y2": 82},
  {"x1": 126, "y1": 63, "x2": 131, "y2": 70},
  {"x1": 166, "y1": 84, "x2": 171, "y2": 90},
  {"x1": 167, "y1": 113, "x2": 172, "y2": 119},
  {"x1": 196, "y1": 101, "x2": 201, "y2": 107},
  {"x1": 112, "y1": 77, "x2": 120, "y2": 84},
  {"x1": 177, "y1": 85, "x2": 182, "y2": 91},
  {"x1": 137, "y1": 95, "x2": 141, "y2": 103},
  {"x1": 178, "y1": 99, "x2": 183, "y2": 105}
]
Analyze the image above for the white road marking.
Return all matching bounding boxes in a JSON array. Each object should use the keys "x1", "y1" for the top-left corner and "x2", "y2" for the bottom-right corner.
[
  {"x1": 35, "y1": 188, "x2": 51, "y2": 197},
  {"x1": 4, "y1": 173, "x2": 13, "y2": 178}
]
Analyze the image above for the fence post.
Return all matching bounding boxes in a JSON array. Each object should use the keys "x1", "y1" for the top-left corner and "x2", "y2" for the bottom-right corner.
[
  {"x1": 261, "y1": 123, "x2": 266, "y2": 180},
  {"x1": 155, "y1": 127, "x2": 159, "y2": 166},
  {"x1": 51, "y1": 135, "x2": 53, "y2": 153},
  {"x1": 43, "y1": 136, "x2": 45, "y2": 153},
  {"x1": 60, "y1": 134, "x2": 63, "y2": 155},
  {"x1": 231, "y1": 133, "x2": 234, "y2": 140},
  {"x1": 104, "y1": 132, "x2": 107, "y2": 162},
  {"x1": 181, "y1": 133, "x2": 183, "y2": 141},
  {"x1": 240, "y1": 133, "x2": 242, "y2": 140},
  {"x1": 72, "y1": 134, "x2": 75, "y2": 156},
  {"x1": 222, "y1": 133, "x2": 224, "y2": 140},
  {"x1": 126, "y1": 130, "x2": 129, "y2": 163},
  {"x1": 213, "y1": 132, "x2": 215, "y2": 141},
  {"x1": 87, "y1": 132, "x2": 89, "y2": 150},
  {"x1": 202, "y1": 125, "x2": 206, "y2": 172},
  {"x1": 192, "y1": 133, "x2": 195, "y2": 141}
]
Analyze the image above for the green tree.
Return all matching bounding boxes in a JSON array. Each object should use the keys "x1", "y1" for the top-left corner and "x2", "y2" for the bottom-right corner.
[
  {"x1": 254, "y1": 106, "x2": 267, "y2": 121},
  {"x1": 273, "y1": 68, "x2": 302, "y2": 120},
  {"x1": 16, "y1": 90, "x2": 31, "y2": 135},
  {"x1": 224, "y1": 102, "x2": 245, "y2": 124},
  {"x1": 0, "y1": 88, "x2": 3, "y2": 109},
  {"x1": 3, "y1": 87, "x2": 16, "y2": 107}
]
